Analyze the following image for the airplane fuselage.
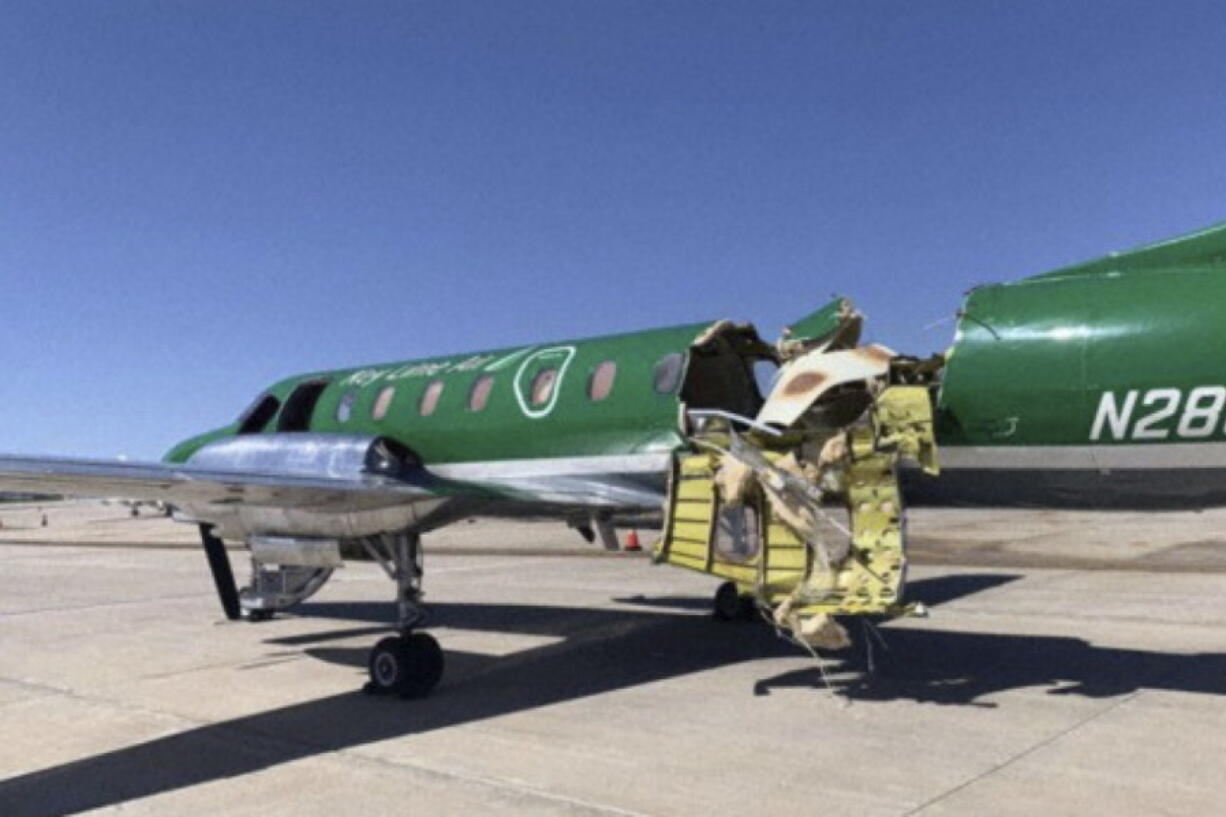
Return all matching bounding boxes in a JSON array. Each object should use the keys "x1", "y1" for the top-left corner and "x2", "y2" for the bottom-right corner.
[
  {"x1": 164, "y1": 318, "x2": 776, "y2": 536},
  {"x1": 910, "y1": 237, "x2": 1226, "y2": 509},
  {"x1": 167, "y1": 232, "x2": 1226, "y2": 518}
]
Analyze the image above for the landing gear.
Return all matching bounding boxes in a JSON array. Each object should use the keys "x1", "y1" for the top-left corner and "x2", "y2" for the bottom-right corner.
[
  {"x1": 199, "y1": 524, "x2": 241, "y2": 621},
  {"x1": 358, "y1": 531, "x2": 444, "y2": 699},
  {"x1": 713, "y1": 580, "x2": 756, "y2": 621},
  {"x1": 366, "y1": 633, "x2": 444, "y2": 698}
]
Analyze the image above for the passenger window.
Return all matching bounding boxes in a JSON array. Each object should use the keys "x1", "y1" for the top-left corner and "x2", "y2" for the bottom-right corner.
[
  {"x1": 653, "y1": 353, "x2": 685, "y2": 394},
  {"x1": 372, "y1": 386, "x2": 395, "y2": 420},
  {"x1": 336, "y1": 389, "x2": 357, "y2": 422},
  {"x1": 531, "y1": 368, "x2": 558, "y2": 406},
  {"x1": 588, "y1": 361, "x2": 617, "y2": 401},
  {"x1": 469, "y1": 375, "x2": 494, "y2": 412},
  {"x1": 420, "y1": 379, "x2": 444, "y2": 416},
  {"x1": 237, "y1": 393, "x2": 280, "y2": 434}
]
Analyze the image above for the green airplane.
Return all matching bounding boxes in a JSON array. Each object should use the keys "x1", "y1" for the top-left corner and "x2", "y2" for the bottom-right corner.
[
  {"x1": 908, "y1": 220, "x2": 1226, "y2": 510},
  {"x1": 1, "y1": 221, "x2": 1221, "y2": 698}
]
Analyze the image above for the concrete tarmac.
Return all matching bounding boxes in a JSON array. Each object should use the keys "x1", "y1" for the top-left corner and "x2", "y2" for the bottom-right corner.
[{"x1": 1, "y1": 505, "x2": 1225, "y2": 815}]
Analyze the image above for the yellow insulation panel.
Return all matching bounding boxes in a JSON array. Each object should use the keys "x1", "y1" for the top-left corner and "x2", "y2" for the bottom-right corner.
[
  {"x1": 675, "y1": 484, "x2": 715, "y2": 504},
  {"x1": 658, "y1": 380, "x2": 936, "y2": 628},
  {"x1": 670, "y1": 520, "x2": 714, "y2": 544},
  {"x1": 710, "y1": 563, "x2": 758, "y2": 585}
]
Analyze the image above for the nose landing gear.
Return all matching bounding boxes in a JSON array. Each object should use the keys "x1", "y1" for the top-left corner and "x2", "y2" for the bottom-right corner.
[{"x1": 357, "y1": 530, "x2": 445, "y2": 699}]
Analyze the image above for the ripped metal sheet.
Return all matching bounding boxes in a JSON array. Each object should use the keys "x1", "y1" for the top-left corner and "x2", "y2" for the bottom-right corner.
[
  {"x1": 777, "y1": 296, "x2": 863, "y2": 358},
  {"x1": 657, "y1": 353, "x2": 940, "y2": 652},
  {"x1": 756, "y1": 344, "x2": 895, "y2": 429}
]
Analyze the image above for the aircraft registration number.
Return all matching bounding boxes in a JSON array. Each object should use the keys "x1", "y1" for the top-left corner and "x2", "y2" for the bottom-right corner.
[{"x1": 1091, "y1": 388, "x2": 1226, "y2": 441}]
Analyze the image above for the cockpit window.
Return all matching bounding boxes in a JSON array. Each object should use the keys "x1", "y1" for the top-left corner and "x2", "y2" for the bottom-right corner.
[
  {"x1": 653, "y1": 353, "x2": 685, "y2": 394},
  {"x1": 277, "y1": 379, "x2": 329, "y2": 432},
  {"x1": 237, "y1": 393, "x2": 280, "y2": 434}
]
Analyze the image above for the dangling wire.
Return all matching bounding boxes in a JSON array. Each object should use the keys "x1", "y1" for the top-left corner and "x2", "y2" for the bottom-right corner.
[
  {"x1": 755, "y1": 597, "x2": 845, "y2": 702},
  {"x1": 858, "y1": 618, "x2": 891, "y2": 676}
]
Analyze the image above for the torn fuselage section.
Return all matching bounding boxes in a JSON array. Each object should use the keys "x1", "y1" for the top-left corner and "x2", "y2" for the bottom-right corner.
[{"x1": 657, "y1": 299, "x2": 941, "y2": 650}]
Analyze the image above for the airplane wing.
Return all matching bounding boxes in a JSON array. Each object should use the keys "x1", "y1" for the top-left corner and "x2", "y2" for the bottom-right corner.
[
  {"x1": 0, "y1": 452, "x2": 449, "y2": 510},
  {"x1": 0, "y1": 436, "x2": 669, "y2": 515},
  {"x1": 0, "y1": 434, "x2": 457, "y2": 512},
  {"x1": 0, "y1": 436, "x2": 478, "y2": 625}
]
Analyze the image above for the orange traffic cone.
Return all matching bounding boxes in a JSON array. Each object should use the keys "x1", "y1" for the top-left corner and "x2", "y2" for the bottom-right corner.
[{"x1": 624, "y1": 530, "x2": 641, "y2": 552}]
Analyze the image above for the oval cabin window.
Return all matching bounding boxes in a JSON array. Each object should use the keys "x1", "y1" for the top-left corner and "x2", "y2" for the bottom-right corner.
[
  {"x1": 336, "y1": 389, "x2": 357, "y2": 422},
  {"x1": 531, "y1": 368, "x2": 558, "y2": 406},
  {"x1": 469, "y1": 375, "x2": 494, "y2": 412},
  {"x1": 588, "y1": 361, "x2": 617, "y2": 401},
  {"x1": 420, "y1": 379, "x2": 445, "y2": 416},
  {"x1": 372, "y1": 386, "x2": 396, "y2": 420}
]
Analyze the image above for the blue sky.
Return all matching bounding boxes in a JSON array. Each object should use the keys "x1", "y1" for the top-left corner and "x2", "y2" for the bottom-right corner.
[{"x1": 2, "y1": 1, "x2": 1225, "y2": 459}]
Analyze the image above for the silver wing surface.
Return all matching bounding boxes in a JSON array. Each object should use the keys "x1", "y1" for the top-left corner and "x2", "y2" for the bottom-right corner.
[
  {"x1": 0, "y1": 434, "x2": 449, "y2": 513},
  {"x1": 0, "y1": 453, "x2": 443, "y2": 511},
  {"x1": 0, "y1": 433, "x2": 672, "y2": 533}
]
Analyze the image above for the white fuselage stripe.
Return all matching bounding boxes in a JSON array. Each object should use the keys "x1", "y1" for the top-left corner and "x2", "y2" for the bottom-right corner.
[
  {"x1": 938, "y1": 442, "x2": 1226, "y2": 471},
  {"x1": 431, "y1": 452, "x2": 674, "y2": 481},
  {"x1": 433, "y1": 443, "x2": 1226, "y2": 481}
]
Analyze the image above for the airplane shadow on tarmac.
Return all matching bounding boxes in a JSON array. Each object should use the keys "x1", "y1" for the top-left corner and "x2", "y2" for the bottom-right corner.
[{"x1": 3, "y1": 573, "x2": 1225, "y2": 816}]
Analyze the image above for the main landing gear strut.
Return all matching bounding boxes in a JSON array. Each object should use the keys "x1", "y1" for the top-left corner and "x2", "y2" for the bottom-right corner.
[{"x1": 358, "y1": 531, "x2": 445, "y2": 698}]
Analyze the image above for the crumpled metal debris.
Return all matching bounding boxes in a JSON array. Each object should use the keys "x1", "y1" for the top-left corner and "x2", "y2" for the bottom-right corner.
[
  {"x1": 757, "y1": 344, "x2": 895, "y2": 429},
  {"x1": 656, "y1": 339, "x2": 941, "y2": 656},
  {"x1": 773, "y1": 597, "x2": 851, "y2": 651},
  {"x1": 713, "y1": 455, "x2": 754, "y2": 507},
  {"x1": 692, "y1": 319, "x2": 740, "y2": 348},
  {"x1": 707, "y1": 432, "x2": 847, "y2": 572},
  {"x1": 776, "y1": 298, "x2": 863, "y2": 362}
]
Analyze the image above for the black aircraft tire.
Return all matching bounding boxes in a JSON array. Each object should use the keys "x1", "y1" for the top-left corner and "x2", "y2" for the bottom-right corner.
[
  {"x1": 367, "y1": 633, "x2": 444, "y2": 699},
  {"x1": 715, "y1": 576, "x2": 740, "y2": 620},
  {"x1": 402, "y1": 632, "x2": 445, "y2": 697}
]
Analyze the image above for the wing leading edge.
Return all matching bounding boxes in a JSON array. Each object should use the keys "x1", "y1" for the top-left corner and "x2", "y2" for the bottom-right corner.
[{"x1": 0, "y1": 452, "x2": 446, "y2": 511}]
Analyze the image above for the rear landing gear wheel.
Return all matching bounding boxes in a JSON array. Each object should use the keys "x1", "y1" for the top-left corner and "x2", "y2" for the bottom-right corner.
[
  {"x1": 366, "y1": 633, "x2": 444, "y2": 698},
  {"x1": 713, "y1": 581, "x2": 756, "y2": 622}
]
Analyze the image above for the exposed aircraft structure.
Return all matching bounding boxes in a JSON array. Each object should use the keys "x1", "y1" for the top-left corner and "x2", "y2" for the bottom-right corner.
[
  {"x1": 656, "y1": 304, "x2": 938, "y2": 650},
  {"x1": 2, "y1": 221, "x2": 1225, "y2": 698}
]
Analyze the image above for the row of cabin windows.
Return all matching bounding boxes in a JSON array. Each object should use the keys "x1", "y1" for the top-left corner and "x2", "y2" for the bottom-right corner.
[
  {"x1": 340, "y1": 359, "x2": 620, "y2": 422},
  {"x1": 342, "y1": 353, "x2": 684, "y2": 422},
  {"x1": 242, "y1": 353, "x2": 685, "y2": 432}
]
